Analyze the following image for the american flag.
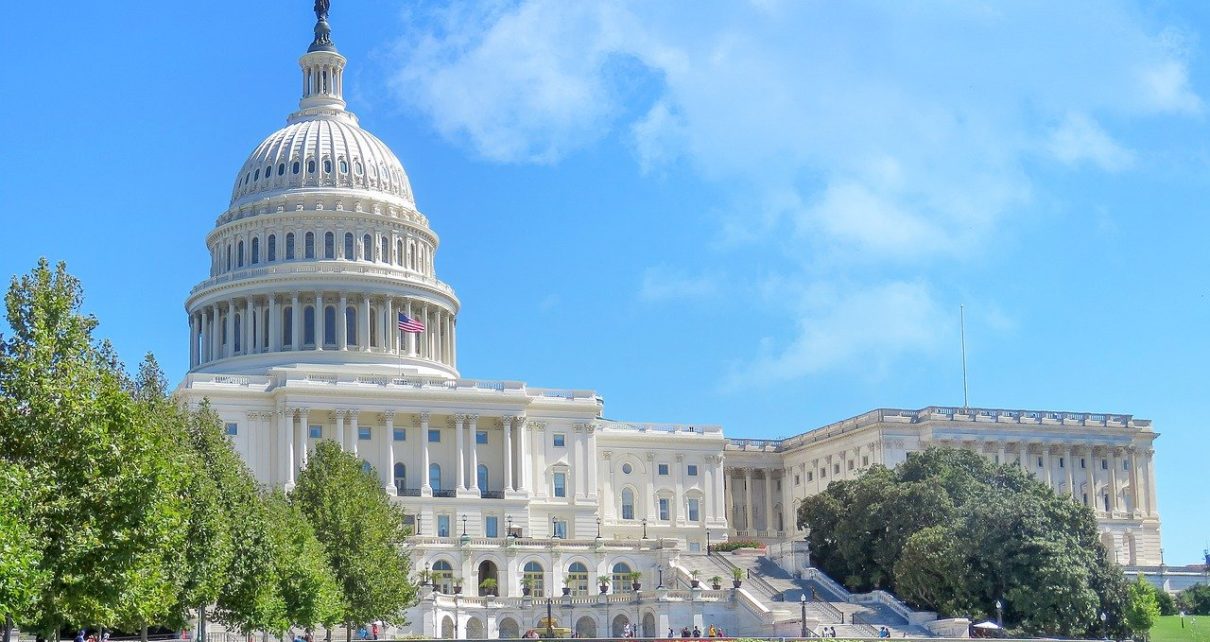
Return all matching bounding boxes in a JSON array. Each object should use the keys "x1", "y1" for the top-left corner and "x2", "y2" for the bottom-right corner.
[{"x1": 397, "y1": 313, "x2": 425, "y2": 333}]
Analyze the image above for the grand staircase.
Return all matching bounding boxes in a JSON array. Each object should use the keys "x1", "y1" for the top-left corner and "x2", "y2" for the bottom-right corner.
[{"x1": 671, "y1": 552, "x2": 936, "y2": 637}]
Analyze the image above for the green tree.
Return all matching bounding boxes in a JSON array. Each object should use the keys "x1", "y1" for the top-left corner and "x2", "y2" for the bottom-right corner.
[
  {"x1": 1154, "y1": 589, "x2": 1175, "y2": 616},
  {"x1": 293, "y1": 441, "x2": 418, "y2": 640},
  {"x1": 1177, "y1": 584, "x2": 1210, "y2": 615},
  {"x1": 0, "y1": 463, "x2": 44, "y2": 642},
  {"x1": 1124, "y1": 576, "x2": 1160, "y2": 641},
  {"x1": 263, "y1": 491, "x2": 342, "y2": 632},
  {"x1": 0, "y1": 260, "x2": 190, "y2": 636}
]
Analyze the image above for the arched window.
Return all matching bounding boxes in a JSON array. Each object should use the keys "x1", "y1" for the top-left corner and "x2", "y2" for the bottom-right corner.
[
  {"x1": 324, "y1": 232, "x2": 334, "y2": 259},
  {"x1": 380, "y1": 237, "x2": 389, "y2": 263},
  {"x1": 346, "y1": 306, "x2": 358, "y2": 346},
  {"x1": 621, "y1": 488, "x2": 635, "y2": 520},
  {"x1": 523, "y1": 562, "x2": 545, "y2": 597},
  {"x1": 477, "y1": 464, "x2": 488, "y2": 491},
  {"x1": 344, "y1": 232, "x2": 354, "y2": 259},
  {"x1": 612, "y1": 563, "x2": 634, "y2": 594},
  {"x1": 265, "y1": 166, "x2": 271, "y2": 180},
  {"x1": 307, "y1": 159, "x2": 316, "y2": 173},
  {"x1": 432, "y1": 560, "x2": 454, "y2": 594},
  {"x1": 285, "y1": 233, "x2": 295, "y2": 260},
  {"x1": 267, "y1": 235, "x2": 276, "y2": 262},
  {"x1": 237, "y1": 240, "x2": 244, "y2": 267},
  {"x1": 250, "y1": 237, "x2": 259, "y2": 264},
  {"x1": 323, "y1": 306, "x2": 336, "y2": 346},
  {"x1": 303, "y1": 306, "x2": 316, "y2": 346},
  {"x1": 339, "y1": 158, "x2": 348, "y2": 173},
  {"x1": 225, "y1": 244, "x2": 231, "y2": 271},
  {"x1": 429, "y1": 463, "x2": 442, "y2": 491},
  {"x1": 304, "y1": 232, "x2": 315, "y2": 259},
  {"x1": 362, "y1": 234, "x2": 372, "y2": 261},
  {"x1": 233, "y1": 314, "x2": 242, "y2": 353},
  {"x1": 396, "y1": 239, "x2": 403, "y2": 265},
  {"x1": 567, "y1": 562, "x2": 589, "y2": 596},
  {"x1": 393, "y1": 463, "x2": 406, "y2": 492},
  {"x1": 355, "y1": 160, "x2": 363, "y2": 175},
  {"x1": 283, "y1": 307, "x2": 293, "y2": 346},
  {"x1": 292, "y1": 161, "x2": 300, "y2": 174},
  {"x1": 369, "y1": 307, "x2": 378, "y2": 347},
  {"x1": 253, "y1": 168, "x2": 260, "y2": 181},
  {"x1": 277, "y1": 162, "x2": 285, "y2": 176},
  {"x1": 323, "y1": 158, "x2": 332, "y2": 173}
]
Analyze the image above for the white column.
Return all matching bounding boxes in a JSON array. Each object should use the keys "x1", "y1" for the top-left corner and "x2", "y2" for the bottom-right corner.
[
  {"x1": 517, "y1": 417, "x2": 530, "y2": 493},
  {"x1": 224, "y1": 301, "x2": 234, "y2": 358},
  {"x1": 338, "y1": 294, "x2": 348, "y2": 350},
  {"x1": 383, "y1": 411, "x2": 397, "y2": 495},
  {"x1": 298, "y1": 409, "x2": 310, "y2": 468},
  {"x1": 743, "y1": 468, "x2": 754, "y2": 534},
  {"x1": 291, "y1": 293, "x2": 301, "y2": 350},
  {"x1": 1065, "y1": 445, "x2": 1075, "y2": 499},
  {"x1": 586, "y1": 424, "x2": 597, "y2": 498},
  {"x1": 1043, "y1": 446, "x2": 1053, "y2": 487},
  {"x1": 314, "y1": 293, "x2": 325, "y2": 350},
  {"x1": 1144, "y1": 448, "x2": 1158, "y2": 516},
  {"x1": 1086, "y1": 446, "x2": 1097, "y2": 510},
  {"x1": 468, "y1": 414, "x2": 480, "y2": 493},
  {"x1": 703, "y1": 459, "x2": 715, "y2": 522},
  {"x1": 572, "y1": 426, "x2": 584, "y2": 499},
  {"x1": 675, "y1": 454, "x2": 686, "y2": 523},
  {"x1": 268, "y1": 296, "x2": 279, "y2": 352},
  {"x1": 379, "y1": 301, "x2": 389, "y2": 353},
  {"x1": 361, "y1": 295, "x2": 371, "y2": 351},
  {"x1": 420, "y1": 412, "x2": 432, "y2": 494},
  {"x1": 243, "y1": 298, "x2": 252, "y2": 355},
  {"x1": 404, "y1": 300, "x2": 414, "y2": 356},
  {"x1": 335, "y1": 410, "x2": 346, "y2": 452},
  {"x1": 724, "y1": 470, "x2": 735, "y2": 529},
  {"x1": 455, "y1": 414, "x2": 466, "y2": 491},
  {"x1": 188, "y1": 314, "x2": 198, "y2": 367},
  {"x1": 716, "y1": 458, "x2": 727, "y2": 522},
  {"x1": 282, "y1": 408, "x2": 295, "y2": 488},
  {"x1": 387, "y1": 297, "x2": 397, "y2": 355},
  {"x1": 503, "y1": 416, "x2": 514, "y2": 492},
  {"x1": 348, "y1": 411, "x2": 360, "y2": 457},
  {"x1": 762, "y1": 470, "x2": 774, "y2": 534},
  {"x1": 602, "y1": 451, "x2": 615, "y2": 520},
  {"x1": 1108, "y1": 448, "x2": 1119, "y2": 514}
]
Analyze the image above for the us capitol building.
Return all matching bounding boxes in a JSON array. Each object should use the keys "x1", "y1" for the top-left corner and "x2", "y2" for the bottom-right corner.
[{"x1": 178, "y1": 6, "x2": 1163, "y2": 639}]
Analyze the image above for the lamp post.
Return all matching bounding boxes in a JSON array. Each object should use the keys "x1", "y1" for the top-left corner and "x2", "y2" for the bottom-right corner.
[
  {"x1": 596, "y1": 516, "x2": 602, "y2": 539},
  {"x1": 641, "y1": 518, "x2": 648, "y2": 540},
  {"x1": 995, "y1": 599, "x2": 1002, "y2": 627},
  {"x1": 546, "y1": 597, "x2": 554, "y2": 638},
  {"x1": 551, "y1": 515, "x2": 560, "y2": 539},
  {"x1": 461, "y1": 514, "x2": 468, "y2": 537},
  {"x1": 1100, "y1": 611, "x2": 1107, "y2": 640},
  {"x1": 656, "y1": 564, "x2": 664, "y2": 590},
  {"x1": 800, "y1": 594, "x2": 808, "y2": 638},
  {"x1": 507, "y1": 514, "x2": 514, "y2": 538},
  {"x1": 706, "y1": 529, "x2": 711, "y2": 552}
]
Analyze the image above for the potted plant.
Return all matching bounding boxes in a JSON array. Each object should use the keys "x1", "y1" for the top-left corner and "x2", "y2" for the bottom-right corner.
[
  {"x1": 562, "y1": 575, "x2": 572, "y2": 596},
  {"x1": 479, "y1": 578, "x2": 498, "y2": 597},
  {"x1": 710, "y1": 575, "x2": 723, "y2": 590},
  {"x1": 452, "y1": 576, "x2": 463, "y2": 595},
  {"x1": 690, "y1": 569, "x2": 702, "y2": 588},
  {"x1": 731, "y1": 567, "x2": 744, "y2": 588},
  {"x1": 597, "y1": 575, "x2": 611, "y2": 594},
  {"x1": 521, "y1": 575, "x2": 535, "y2": 597},
  {"x1": 628, "y1": 570, "x2": 643, "y2": 592}
]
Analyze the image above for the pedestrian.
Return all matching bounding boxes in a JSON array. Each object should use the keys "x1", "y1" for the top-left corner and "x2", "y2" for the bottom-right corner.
[
  {"x1": 669, "y1": 628, "x2": 675, "y2": 638},
  {"x1": 693, "y1": 626, "x2": 701, "y2": 638},
  {"x1": 371, "y1": 623, "x2": 379, "y2": 641},
  {"x1": 74, "y1": 630, "x2": 85, "y2": 642}
]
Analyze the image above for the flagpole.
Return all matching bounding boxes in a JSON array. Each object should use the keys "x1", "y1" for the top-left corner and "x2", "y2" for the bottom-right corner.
[{"x1": 960, "y1": 304, "x2": 969, "y2": 410}]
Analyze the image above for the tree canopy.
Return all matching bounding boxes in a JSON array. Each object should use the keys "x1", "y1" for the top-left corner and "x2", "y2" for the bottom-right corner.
[{"x1": 799, "y1": 447, "x2": 1130, "y2": 638}]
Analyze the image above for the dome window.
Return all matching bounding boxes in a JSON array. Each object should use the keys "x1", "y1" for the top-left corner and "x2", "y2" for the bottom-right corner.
[
  {"x1": 343, "y1": 233, "x2": 354, "y2": 259},
  {"x1": 307, "y1": 159, "x2": 316, "y2": 173},
  {"x1": 339, "y1": 159, "x2": 348, "y2": 173},
  {"x1": 277, "y1": 163, "x2": 285, "y2": 176},
  {"x1": 253, "y1": 168, "x2": 260, "y2": 180},
  {"x1": 355, "y1": 160, "x2": 363, "y2": 175},
  {"x1": 323, "y1": 159, "x2": 332, "y2": 173},
  {"x1": 292, "y1": 161, "x2": 300, "y2": 174},
  {"x1": 265, "y1": 166, "x2": 272, "y2": 179},
  {"x1": 324, "y1": 232, "x2": 335, "y2": 259}
]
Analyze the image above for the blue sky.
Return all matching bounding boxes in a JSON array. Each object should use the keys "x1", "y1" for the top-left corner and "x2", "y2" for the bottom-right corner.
[{"x1": 2, "y1": 1, "x2": 1207, "y2": 563}]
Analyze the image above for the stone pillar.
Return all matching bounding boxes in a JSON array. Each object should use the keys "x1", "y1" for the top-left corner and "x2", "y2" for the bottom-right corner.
[
  {"x1": 703, "y1": 459, "x2": 715, "y2": 523},
  {"x1": 291, "y1": 293, "x2": 301, "y2": 350},
  {"x1": 295, "y1": 408, "x2": 308, "y2": 470},
  {"x1": 360, "y1": 295, "x2": 371, "y2": 351},
  {"x1": 572, "y1": 425, "x2": 585, "y2": 499},
  {"x1": 743, "y1": 468, "x2": 754, "y2": 534},
  {"x1": 338, "y1": 294, "x2": 348, "y2": 350},
  {"x1": 382, "y1": 411, "x2": 396, "y2": 495},
  {"x1": 724, "y1": 469, "x2": 735, "y2": 529},
  {"x1": 1108, "y1": 448, "x2": 1119, "y2": 515},
  {"x1": 268, "y1": 296, "x2": 279, "y2": 352},
  {"x1": 348, "y1": 411, "x2": 360, "y2": 457},
  {"x1": 281, "y1": 407, "x2": 295, "y2": 488},
  {"x1": 997, "y1": 442, "x2": 1006, "y2": 467},
  {"x1": 455, "y1": 414, "x2": 466, "y2": 491},
  {"x1": 189, "y1": 313, "x2": 198, "y2": 367},
  {"x1": 468, "y1": 414, "x2": 480, "y2": 493},
  {"x1": 420, "y1": 412, "x2": 432, "y2": 495},
  {"x1": 335, "y1": 410, "x2": 346, "y2": 452},
  {"x1": 517, "y1": 417, "x2": 530, "y2": 493},
  {"x1": 1129, "y1": 448, "x2": 1142, "y2": 515},
  {"x1": 586, "y1": 424, "x2": 598, "y2": 498},
  {"x1": 224, "y1": 301, "x2": 234, "y2": 358},
  {"x1": 763, "y1": 470, "x2": 774, "y2": 535},
  {"x1": 674, "y1": 454, "x2": 685, "y2": 523},
  {"x1": 503, "y1": 416, "x2": 514, "y2": 491},
  {"x1": 1018, "y1": 442, "x2": 1028, "y2": 472},
  {"x1": 715, "y1": 457, "x2": 726, "y2": 523},
  {"x1": 243, "y1": 298, "x2": 252, "y2": 355},
  {"x1": 1144, "y1": 448, "x2": 1158, "y2": 516},
  {"x1": 1043, "y1": 446, "x2": 1053, "y2": 487},
  {"x1": 1065, "y1": 445, "x2": 1075, "y2": 499},
  {"x1": 314, "y1": 293, "x2": 325, "y2": 350},
  {"x1": 387, "y1": 297, "x2": 396, "y2": 355},
  {"x1": 1086, "y1": 446, "x2": 1097, "y2": 510}
]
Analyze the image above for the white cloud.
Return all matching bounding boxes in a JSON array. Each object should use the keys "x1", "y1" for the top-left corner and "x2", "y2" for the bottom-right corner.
[
  {"x1": 725, "y1": 280, "x2": 948, "y2": 384},
  {"x1": 639, "y1": 266, "x2": 718, "y2": 302},
  {"x1": 1047, "y1": 113, "x2": 1135, "y2": 171}
]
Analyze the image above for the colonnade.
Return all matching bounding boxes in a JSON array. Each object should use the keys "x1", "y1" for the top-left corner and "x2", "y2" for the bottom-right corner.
[
  {"x1": 188, "y1": 293, "x2": 455, "y2": 369},
  {"x1": 210, "y1": 223, "x2": 433, "y2": 279}
]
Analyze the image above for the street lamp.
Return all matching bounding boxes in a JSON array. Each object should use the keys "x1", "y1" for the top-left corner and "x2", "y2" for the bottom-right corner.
[
  {"x1": 1100, "y1": 611, "x2": 1108, "y2": 640},
  {"x1": 596, "y1": 516, "x2": 602, "y2": 539},
  {"x1": 551, "y1": 515, "x2": 561, "y2": 539},
  {"x1": 995, "y1": 599, "x2": 1002, "y2": 627},
  {"x1": 800, "y1": 594, "x2": 808, "y2": 638},
  {"x1": 706, "y1": 529, "x2": 711, "y2": 552},
  {"x1": 641, "y1": 518, "x2": 648, "y2": 539},
  {"x1": 546, "y1": 597, "x2": 555, "y2": 638},
  {"x1": 461, "y1": 514, "x2": 468, "y2": 537},
  {"x1": 507, "y1": 514, "x2": 514, "y2": 537},
  {"x1": 656, "y1": 564, "x2": 664, "y2": 590}
]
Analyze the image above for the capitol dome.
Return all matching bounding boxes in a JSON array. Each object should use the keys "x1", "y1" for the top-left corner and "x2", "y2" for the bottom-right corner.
[{"x1": 230, "y1": 117, "x2": 415, "y2": 209}]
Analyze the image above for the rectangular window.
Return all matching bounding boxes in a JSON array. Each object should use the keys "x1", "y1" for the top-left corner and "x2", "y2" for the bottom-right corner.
[
  {"x1": 553, "y1": 519, "x2": 567, "y2": 539},
  {"x1": 1123, "y1": 460, "x2": 1130, "y2": 470},
  {"x1": 820, "y1": 468, "x2": 826, "y2": 478},
  {"x1": 428, "y1": 429, "x2": 441, "y2": 443},
  {"x1": 1101, "y1": 459, "x2": 1108, "y2": 470},
  {"x1": 776, "y1": 480, "x2": 782, "y2": 491},
  {"x1": 794, "y1": 475, "x2": 801, "y2": 486},
  {"x1": 1083, "y1": 493, "x2": 1089, "y2": 506},
  {"x1": 224, "y1": 422, "x2": 238, "y2": 436},
  {"x1": 833, "y1": 464, "x2": 840, "y2": 474},
  {"x1": 1059, "y1": 457, "x2": 1065, "y2": 468},
  {"x1": 485, "y1": 516, "x2": 498, "y2": 538},
  {"x1": 689, "y1": 542, "x2": 701, "y2": 553},
  {"x1": 688, "y1": 498, "x2": 700, "y2": 522},
  {"x1": 1103, "y1": 495, "x2": 1110, "y2": 511},
  {"x1": 358, "y1": 426, "x2": 371, "y2": 440},
  {"x1": 476, "y1": 431, "x2": 488, "y2": 445},
  {"x1": 1038, "y1": 456, "x2": 1044, "y2": 467},
  {"x1": 553, "y1": 472, "x2": 567, "y2": 497},
  {"x1": 553, "y1": 433, "x2": 566, "y2": 447},
  {"x1": 862, "y1": 456, "x2": 869, "y2": 466},
  {"x1": 807, "y1": 471, "x2": 814, "y2": 482},
  {"x1": 393, "y1": 427, "x2": 406, "y2": 441},
  {"x1": 659, "y1": 497, "x2": 670, "y2": 521},
  {"x1": 1081, "y1": 458, "x2": 1087, "y2": 469},
  {"x1": 687, "y1": 464, "x2": 699, "y2": 476},
  {"x1": 437, "y1": 515, "x2": 450, "y2": 537},
  {"x1": 847, "y1": 460, "x2": 854, "y2": 470},
  {"x1": 658, "y1": 463, "x2": 669, "y2": 476},
  {"x1": 309, "y1": 425, "x2": 322, "y2": 439}
]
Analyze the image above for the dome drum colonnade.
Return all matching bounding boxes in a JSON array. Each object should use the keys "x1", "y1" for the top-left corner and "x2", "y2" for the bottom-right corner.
[{"x1": 185, "y1": 17, "x2": 458, "y2": 377}]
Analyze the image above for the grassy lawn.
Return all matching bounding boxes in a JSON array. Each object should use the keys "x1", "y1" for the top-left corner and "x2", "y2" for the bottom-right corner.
[{"x1": 1150, "y1": 615, "x2": 1210, "y2": 642}]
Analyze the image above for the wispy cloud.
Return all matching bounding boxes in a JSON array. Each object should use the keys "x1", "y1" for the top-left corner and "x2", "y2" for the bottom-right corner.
[
  {"x1": 1047, "y1": 113, "x2": 1135, "y2": 171},
  {"x1": 639, "y1": 266, "x2": 718, "y2": 303}
]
